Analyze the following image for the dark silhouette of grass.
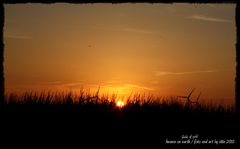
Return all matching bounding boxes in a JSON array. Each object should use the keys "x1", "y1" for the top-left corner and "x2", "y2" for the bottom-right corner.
[
  {"x1": 4, "y1": 90, "x2": 235, "y2": 114},
  {"x1": 3, "y1": 90, "x2": 239, "y2": 146}
]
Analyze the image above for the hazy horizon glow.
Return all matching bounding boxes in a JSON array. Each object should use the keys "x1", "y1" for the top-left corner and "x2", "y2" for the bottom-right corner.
[{"x1": 4, "y1": 3, "x2": 236, "y2": 105}]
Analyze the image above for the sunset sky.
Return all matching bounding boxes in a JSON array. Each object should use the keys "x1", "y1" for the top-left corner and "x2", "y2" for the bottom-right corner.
[{"x1": 4, "y1": 3, "x2": 236, "y2": 105}]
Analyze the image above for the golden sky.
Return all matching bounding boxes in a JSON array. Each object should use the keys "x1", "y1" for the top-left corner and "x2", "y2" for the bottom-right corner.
[{"x1": 4, "y1": 3, "x2": 236, "y2": 105}]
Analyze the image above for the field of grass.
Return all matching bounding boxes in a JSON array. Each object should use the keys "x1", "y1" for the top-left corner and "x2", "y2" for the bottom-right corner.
[
  {"x1": 4, "y1": 90, "x2": 236, "y2": 115},
  {"x1": 2, "y1": 90, "x2": 239, "y2": 146}
]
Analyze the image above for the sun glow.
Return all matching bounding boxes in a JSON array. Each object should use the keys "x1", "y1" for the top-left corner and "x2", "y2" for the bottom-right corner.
[{"x1": 116, "y1": 100, "x2": 125, "y2": 108}]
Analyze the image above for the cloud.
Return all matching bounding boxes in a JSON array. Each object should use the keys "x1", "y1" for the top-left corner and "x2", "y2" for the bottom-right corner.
[
  {"x1": 124, "y1": 84, "x2": 155, "y2": 91},
  {"x1": 206, "y1": 4, "x2": 217, "y2": 8},
  {"x1": 88, "y1": 26, "x2": 161, "y2": 35},
  {"x1": 39, "y1": 81, "x2": 84, "y2": 88},
  {"x1": 44, "y1": 81, "x2": 63, "y2": 85},
  {"x1": 122, "y1": 28, "x2": 158, "y2": 35},
  {"x1": 188, "y1": 14, "x2": 231, "y2": 23},
  {"x1": 61, "y1": 82, "x2": 84, "y2": 88},
  {"x1": 165, "y1": 6, "x2": 176, "y2": 12},
  {"x1": 4, "y1": 35, "x2": 31, "y2": 39},
  {"x1": 150, "y1": 80, "x2": 159, "y2": 85},
  {"x1": 155, "y1": 70, "x2": 217, "y2": 76}
]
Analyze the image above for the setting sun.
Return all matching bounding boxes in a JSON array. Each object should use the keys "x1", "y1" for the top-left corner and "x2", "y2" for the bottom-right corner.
[{"x1": 116, "y1": 100, "x2": 125, "y2": 108}]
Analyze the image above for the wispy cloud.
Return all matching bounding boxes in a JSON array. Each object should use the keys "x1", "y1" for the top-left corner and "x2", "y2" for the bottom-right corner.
[
  {"x1": 188, "y1": 14, "x2": 231, "y2": 23},
  {"x1": 150, "y1": 80, "x2": 159, "y2": 85},
  {"x1": 39, "y1": 81, "x2": 84, "y2": 88},
  {"x1": 122, "y1": 28, "x2": 158, "y2": 35},
  {"x1": 124, "y1": 84, "x2": 155, "y2": 91},
  {"x1": 43, "y1": 81, "x2": 63, "y2": 86},
  {"x1": 206, "y1": 4, "x2": 217, "y2": 8},
  {"x1": 4, "y1": 35, "x2": 31, "y2": 39},
  {"x1": 155, "y1": 70, "x2": 217, "y2": 76},
  {"x1": 61, "y1": 82, "x2": 84, "y2": 88},
  {"x1": 89, "y1": 26, "x2": 160, "y2": 35},
  {"x1": 165, "y1": 6, "x2": 176, "y2": 12}
]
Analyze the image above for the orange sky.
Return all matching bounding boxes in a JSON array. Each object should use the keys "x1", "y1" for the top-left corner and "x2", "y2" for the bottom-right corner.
[{"x1": 4, "y1": 3, "x2": 236, "y2": 105}]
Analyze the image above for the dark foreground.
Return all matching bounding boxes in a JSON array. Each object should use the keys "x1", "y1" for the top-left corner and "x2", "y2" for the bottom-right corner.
[
  {"x1": 2, "y1": 93, "x2": 240, "y2": 147},
  {"x1": 2, "y1": 106, "x2": 239, "y2": 147}
]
